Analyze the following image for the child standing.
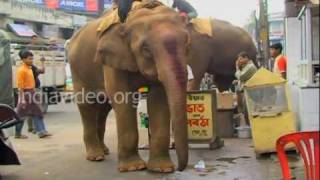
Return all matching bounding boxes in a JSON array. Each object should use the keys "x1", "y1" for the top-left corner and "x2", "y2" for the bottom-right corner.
[{"x1": 15, "y1": 50, "x2": 51, "y2": 139}]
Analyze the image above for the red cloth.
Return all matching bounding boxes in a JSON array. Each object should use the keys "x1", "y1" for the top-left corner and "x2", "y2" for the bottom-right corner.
[
  {"x1": 179, "y1": 12, "x2": 188, "y2": 17},
  {"x1": 276, "y1": 55, "x2": 287, "y2": 73}
]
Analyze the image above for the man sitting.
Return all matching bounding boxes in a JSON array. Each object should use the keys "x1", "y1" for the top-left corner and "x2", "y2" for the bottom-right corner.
[{"x1": 233, "y1": 52, "x2": 257, "y2": 126}]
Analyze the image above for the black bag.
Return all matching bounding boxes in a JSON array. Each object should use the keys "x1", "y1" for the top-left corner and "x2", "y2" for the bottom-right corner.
[{"x1": 0, "y1": 104, "x2": 22, "y2": 165}]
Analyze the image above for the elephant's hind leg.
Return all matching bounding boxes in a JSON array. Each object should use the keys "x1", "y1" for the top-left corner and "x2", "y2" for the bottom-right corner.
[
  {"x1": 97, "y1": 102, "x2": 112, "y2": 155},
  {"x1": 78, "y1": 103, "x2": 105, "y2": 161},
  {"x1": 147, "y1": 85, "x2": 175, "y2": 173}
]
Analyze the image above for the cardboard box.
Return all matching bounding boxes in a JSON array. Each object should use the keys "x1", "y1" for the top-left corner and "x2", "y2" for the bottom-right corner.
[
  {"x1": 217, "y1": 92, "x2": 235, "y2": 110},
  {"x1": 216, "y1": 110, "x2": 235, "y2": 138}
]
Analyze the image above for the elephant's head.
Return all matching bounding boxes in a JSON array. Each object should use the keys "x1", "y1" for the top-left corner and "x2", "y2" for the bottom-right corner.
[{"x1": 95, "y1": 7, "x2": 189, "y2": 171}]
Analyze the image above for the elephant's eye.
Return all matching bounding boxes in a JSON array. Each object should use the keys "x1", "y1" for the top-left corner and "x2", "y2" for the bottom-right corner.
[{"x1": 141, "y1": 43, "x2": 153, "y2": 59}]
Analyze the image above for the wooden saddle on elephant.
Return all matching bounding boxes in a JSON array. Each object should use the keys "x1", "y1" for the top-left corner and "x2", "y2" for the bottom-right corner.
[
  {"x1": 97, "y1": 0, "x2": 164, "y2": 35},
  {"x1": 190, "y1": 18, "x2": 214, "y2": 37}
]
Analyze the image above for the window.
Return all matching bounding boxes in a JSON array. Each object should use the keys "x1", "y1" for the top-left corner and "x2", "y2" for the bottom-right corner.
[
  {"x1": 300, "y1": 13, "x2": 307, "y2": 60},
  {"x1": 312, "y1": 8, "x2": 319, "y2": 61},
  {"x1": 298, "y1": 6, "x2": 319, "y2": 86},
  {"x1": 270, "y1": 21, "x2": 284, "y2": 35}
]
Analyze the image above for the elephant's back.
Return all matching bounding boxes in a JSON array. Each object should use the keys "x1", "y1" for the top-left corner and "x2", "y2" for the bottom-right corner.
[
  {"x1": 68, "y1": 19, "x2": 105, "y2": 92},
  {"x1": 209, "y1": 19, "x2": 257, "y2": 74},
  {"x1": 211, "y1": 19, "x2": 256, "y2": 56}
]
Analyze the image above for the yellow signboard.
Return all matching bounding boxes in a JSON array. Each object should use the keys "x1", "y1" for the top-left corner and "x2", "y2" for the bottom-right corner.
[{"x1": 187, "y1": 92, "x2": 215, "y2": 140}]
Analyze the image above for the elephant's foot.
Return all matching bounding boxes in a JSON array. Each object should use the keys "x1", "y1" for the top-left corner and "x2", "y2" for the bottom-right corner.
[
  {"x1": 86, "y1": 148, "x2": 105, "y2": 161},
  {"x1": 102, "y1": 144, "x2": 110, "y2": 155},
  {"x1": 118, "y1": 155, "x2": 147, "y2": 172},
  {"x1": 147, "y1": 156, "x2": 175, "y2": 173}
]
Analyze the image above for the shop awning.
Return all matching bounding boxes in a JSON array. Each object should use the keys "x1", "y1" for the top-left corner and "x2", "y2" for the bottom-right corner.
[
  {"x1": 7, "y1": 24, "x2": 36, "y2": 37},
  {"x1": 292, "y1": 0, "x2": 319, "y2": 5},
  {"x1": 310, "y1": 0, "x2": 319, "y2": 4}
]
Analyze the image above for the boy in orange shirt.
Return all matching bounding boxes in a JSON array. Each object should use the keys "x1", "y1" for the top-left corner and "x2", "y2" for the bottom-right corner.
[
  {"x1": 270, "y1": 43, "x2": 287, "y2": 79},
  {"x1": 15, "y1": 50, "x2": 51, "y2": 139}
]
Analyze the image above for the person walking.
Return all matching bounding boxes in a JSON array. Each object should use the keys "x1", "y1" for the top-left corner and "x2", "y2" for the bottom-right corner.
[{"x1": 15, "y1": 50, "x2": 51, "y2": 139}]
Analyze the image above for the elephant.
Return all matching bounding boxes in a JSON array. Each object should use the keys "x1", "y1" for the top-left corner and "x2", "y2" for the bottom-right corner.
[
  {"x1": 68, "y1": 5, "x2": 189, "y2": 173},
  {"x1": 186, "y1": 19, "x2": 258, "y2": 91}
]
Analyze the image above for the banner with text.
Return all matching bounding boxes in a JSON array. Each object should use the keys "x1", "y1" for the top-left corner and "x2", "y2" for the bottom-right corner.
[{"x1": 17, "y1": 0, "x2": 101, "y2": 12}]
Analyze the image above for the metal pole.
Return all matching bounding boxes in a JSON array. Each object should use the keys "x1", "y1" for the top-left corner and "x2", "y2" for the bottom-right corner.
[
  {"x1": 259, "y1": 0, "x2": 270, "y2": 69},
  {"x1": 254, "y1": 10, "x2": 263, "y2": 67},
  {"x1": 98, "y1": 0, "x2": 105, "y2": 16}
]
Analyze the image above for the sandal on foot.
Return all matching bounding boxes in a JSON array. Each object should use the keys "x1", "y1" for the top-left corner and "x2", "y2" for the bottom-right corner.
[
  {"x1": 15, "y1": 135, "x2": 28, "y2": 139},
  {"x1": 39, "y1": 133, "x2": 52, "y2": 138}
]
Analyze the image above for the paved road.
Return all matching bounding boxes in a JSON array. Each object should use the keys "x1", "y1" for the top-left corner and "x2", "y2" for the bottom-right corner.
[{"x1": 0, "y1": 102, "x2": 304, "y2": 180}]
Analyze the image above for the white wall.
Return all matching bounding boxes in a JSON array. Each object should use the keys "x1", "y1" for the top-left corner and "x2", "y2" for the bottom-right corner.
[
  {"x1": 285, "y1": 18, "x2": 301, "y2": 84},
  {"x1": 285, "y1": 17, "x2": 320, "y2": 131},
  {"x1": 298, "y1": 88, "x2": 320, "y2": 131}
]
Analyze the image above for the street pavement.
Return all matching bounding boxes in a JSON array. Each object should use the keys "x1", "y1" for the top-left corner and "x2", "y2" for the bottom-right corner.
[{"x1": 0, "y1": 102, "x2": 304, "y2": 180}]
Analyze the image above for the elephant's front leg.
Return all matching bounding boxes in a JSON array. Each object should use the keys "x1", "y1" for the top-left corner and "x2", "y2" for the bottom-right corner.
[
  {"x1": 104, "y1": 67, "x2": 146, "y2": 172},
  {"x1": 147, "y1": 84, "x2": 175, "y2": 173}
]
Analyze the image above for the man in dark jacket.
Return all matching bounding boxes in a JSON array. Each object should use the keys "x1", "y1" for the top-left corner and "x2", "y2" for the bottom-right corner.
[
  {"x1": 117, "y1": 0, "x2": 134, "y2": 23},
  {"x1": 172, "y1": 0, "x2": 198, "y2": 19}
]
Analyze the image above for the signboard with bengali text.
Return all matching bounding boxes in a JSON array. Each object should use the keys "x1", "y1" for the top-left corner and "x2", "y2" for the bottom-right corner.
[{"x1": 187, "y1": 91, "x2": 217, "y2": 141}]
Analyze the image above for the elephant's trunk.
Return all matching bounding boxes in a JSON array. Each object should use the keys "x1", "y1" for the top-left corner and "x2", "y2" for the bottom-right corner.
[
  {"x1": 158, "y1": 35, "x2": 189, "y2": 171},
  {"x1": 163, "y1": 72, "x2": 188, "y2": 171}
]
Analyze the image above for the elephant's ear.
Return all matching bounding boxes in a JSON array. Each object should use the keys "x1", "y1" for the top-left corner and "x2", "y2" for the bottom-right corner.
[{"x1": 95, "y1": 24, "x2": 139, "y2": 72}]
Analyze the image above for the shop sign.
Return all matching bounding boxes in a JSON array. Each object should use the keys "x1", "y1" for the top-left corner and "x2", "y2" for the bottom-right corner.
[{"x1": 187, "y1": 93, "x2": 214, "y2": 140}]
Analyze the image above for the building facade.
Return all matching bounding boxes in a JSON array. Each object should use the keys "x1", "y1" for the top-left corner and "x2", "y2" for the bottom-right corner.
[
  {"x1": 269, "y1": 12, "x2": 285, "y2": 46},
  {"x1": 285, "y1": 0, "x2": 319, "y2": 131},
  {"x1": 0, "y1": 0, "x2": 112, "y2": 41}
]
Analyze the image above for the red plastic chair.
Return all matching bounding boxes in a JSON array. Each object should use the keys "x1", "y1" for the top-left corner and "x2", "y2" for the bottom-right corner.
[{"x1": 276, "y1": 131, "x2": 320, "y2": 180}]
